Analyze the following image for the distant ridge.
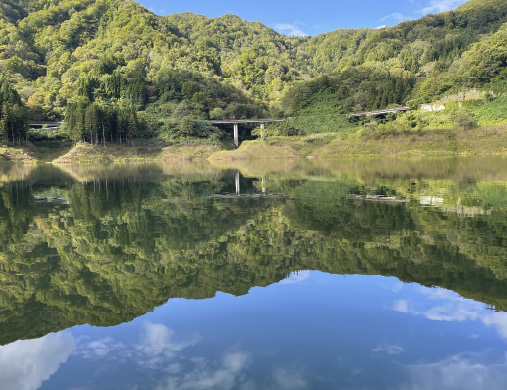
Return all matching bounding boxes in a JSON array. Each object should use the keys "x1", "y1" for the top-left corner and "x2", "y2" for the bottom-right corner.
[{"x1": 0, "y1": 0, "x2": 504, "y2": 138}]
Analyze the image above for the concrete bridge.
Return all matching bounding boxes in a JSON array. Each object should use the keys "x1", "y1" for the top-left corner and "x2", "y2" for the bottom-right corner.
[
  {"x1": 29, "y1": 121, "x2": 62, "y2": 129},
  {"x1": 209, "y1": 118, "x2": 289, "y2": 147},
  {"x1": 347, "y1": 107, "x2": 412, "y2": 119}
]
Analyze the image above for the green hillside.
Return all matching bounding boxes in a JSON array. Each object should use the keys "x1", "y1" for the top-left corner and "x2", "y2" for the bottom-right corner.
[{"x1": 0, "y1": 0, "x2": 505, "y2": 144}]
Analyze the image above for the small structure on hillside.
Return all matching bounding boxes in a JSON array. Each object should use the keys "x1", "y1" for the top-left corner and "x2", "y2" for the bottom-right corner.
[
  {"x1": 347, "y1": 107, "x2": 412, "y2": 119},
  {"x1": 420, "y1": 104, "x2": 446, "y2": 112}
]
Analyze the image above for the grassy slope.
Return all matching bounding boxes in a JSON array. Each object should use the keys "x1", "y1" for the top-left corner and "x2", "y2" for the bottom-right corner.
[
  {"x1": 53, "y1": 142, "x2": 224, "y2": 164},
  {"x1": 0, "y1": 146, "x2": 36, "y2": 164},
  {"x1": 315, "y1": 125, "x2": 507, "y2": 157},
  {"x1": 1, "y1": 122, "x2": 505, "y2": 164},
  {"x1": 208, "y1": 124, "x2": 507, "y2": 160},
  {"x1": 474, "y1": 96, "x2": 507, "y2": 124}
]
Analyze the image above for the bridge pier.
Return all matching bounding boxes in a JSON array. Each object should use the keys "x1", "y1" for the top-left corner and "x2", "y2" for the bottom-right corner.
[
  {"x1": 234, "y1": 124, "x2": 239, "y2": 147},
  {"x1": 235, "y1": 171, "x2": 240, "y2": 194},
  {"x1": 208, "y1": 118, "x2": 288, "y2": 147}
]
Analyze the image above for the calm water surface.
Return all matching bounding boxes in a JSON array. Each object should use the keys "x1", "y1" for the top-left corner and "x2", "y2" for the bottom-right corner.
[{"x1": 1, "y1": 157, "x2": 507, "y2": 390}]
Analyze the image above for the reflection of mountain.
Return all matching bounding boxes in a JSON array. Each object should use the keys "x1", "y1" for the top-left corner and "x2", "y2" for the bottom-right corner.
[{"x1": 1, "y1": 163, "x2": 507, "y2": 345}]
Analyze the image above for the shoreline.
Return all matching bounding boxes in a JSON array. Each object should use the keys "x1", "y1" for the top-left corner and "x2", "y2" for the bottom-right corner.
[{"x1": 1, "y1": 124, "x2": 506, "y2": 164}]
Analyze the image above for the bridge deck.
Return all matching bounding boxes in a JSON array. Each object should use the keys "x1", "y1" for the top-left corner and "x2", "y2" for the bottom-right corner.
[
  {"x1": 347, "y1": 107, "x2": 412, "y2": 118},
  {"x1": 29, "y1": 122, "x2": 62, "y2": 128},
  {"x1": 209, "y1": 118, "x2": 288, "y2": 125}
]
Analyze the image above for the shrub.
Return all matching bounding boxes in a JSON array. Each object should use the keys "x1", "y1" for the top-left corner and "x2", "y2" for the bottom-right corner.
[{"x1": 452, "y1": 111, "x2": 478, "y2": 130}]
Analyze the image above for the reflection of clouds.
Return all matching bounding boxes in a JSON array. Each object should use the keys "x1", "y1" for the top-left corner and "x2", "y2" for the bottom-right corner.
[
  {"x1": 482, "y1": 313, "x2": 507, "y2": 339},
  {"x1": 156, "y1": 350, "x2": 252, "y2": 390},
  {"x1": 137, "y1": 322, "x2": 201, "y2": 369},
  {"x1": 373, "y1": 344, "x2": 405, "y2": 356},
  {"x1": 393, "y1": 287, "x2": 507, "y2": 340},
  {"x1": 380, "y1": 279, "x2": 405, "y2": 293},
  {"x1": 78, "y1": 324, "x2": 253, "y2": 389},
  {"x1": 79, "y1": 322, "x2": 200, "y2": 369},
  {"x1": 402, "y1": 352, "x2": 507, "y2": 390},
  {"x1": 79, "y1": 337, "x2": 130, "y2": 364},
  {"x1": 336, "y1": 357, "x2": 363, "y2": 376},
  {"x1": 0, "y1": 332, "x2": 75, "y2": 390},
  {"x1": 272, "y1": 368, "x2": 307, "y2": 389},
  {"x1": 280, "y1": 271, "x2": 310, "y2": 285},
  {"x1": 76, "y1": 323, "x2": 309, "y2": 390},
  {"x1": 142, "y1": 322, "x2": 200, "y2": 354},
  {"x1": 393, "y1": 299, "x2": 410, "y2": 313},
  {"x1": 87, "y1": 338, "x2": 114, "y2": 356}
]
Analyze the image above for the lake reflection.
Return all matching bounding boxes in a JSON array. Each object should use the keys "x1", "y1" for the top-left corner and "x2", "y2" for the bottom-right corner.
[{"x1": 0, "y1": 157, "x2": 506, "y2": 389}]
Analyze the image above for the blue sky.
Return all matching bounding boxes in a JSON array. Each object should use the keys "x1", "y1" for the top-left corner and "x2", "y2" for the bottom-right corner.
[{"x1": 136, "y1": 0, "x2": 469, "y2": 36}]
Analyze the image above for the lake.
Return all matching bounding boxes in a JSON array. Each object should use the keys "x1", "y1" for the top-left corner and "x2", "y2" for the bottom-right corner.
[{"x1": 1, "y1": 157, "x2": 507, "y2": 390}]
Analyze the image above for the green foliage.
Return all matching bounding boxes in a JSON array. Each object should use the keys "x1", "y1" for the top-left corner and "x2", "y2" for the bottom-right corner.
[
  {"x1": 64, "y1": 101, "x2": 143, "y2": 144},
  {"x1": 451, "y1": 110, "x2": 479, "y2": 130},
  {"x1": 0, "y1": 0, "x2": 506, "y2": 140},
  {"x1": 2, "y1": 164, "x2": 507, "y2": 343},
  {"x1": 283, "y1": 72, "x2": 415, "y2": 115},
  {"x1": 473, "y1": 96, "x2": 507, "y2": 123},
  {"x1": 27, "y1": 127, "x2": 69, "y2": 141},
  {"x1": 265, "y1": 120, "x2": 303, "y2": 137},
  {"x1": 0, "y1": 78, "x2": 28, "y2": 144}
]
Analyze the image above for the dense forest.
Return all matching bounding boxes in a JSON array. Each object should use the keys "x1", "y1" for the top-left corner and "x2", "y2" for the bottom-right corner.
[
  {"x1": 1, "y1": 163, "x2": 507, "y2": 344},
  {"x1": 0, "y1": 78, "x2": 27, "y2": 143},
  {"x1": 0, "y1": 0, "x2": 506, "y2": 143}
]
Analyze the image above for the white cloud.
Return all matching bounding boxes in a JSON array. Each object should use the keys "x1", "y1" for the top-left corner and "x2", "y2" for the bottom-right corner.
[
  {"x1": 78, "y1": 322, "x2": 201, "y2": 371},
  {"x1": 141, "y1": 322, "x2": 200, "y2": 355},
  {"x1": 393, "y1": 299, "x2": 411, "y2": 313},
  {"x1": 402, "y1": 352, "x2": 507, "y2": 390},
  {"x1": 0, "y1": 332, "x2": 76, "y2": 390},
  {"x1": 381, "y1": 12, "x2": 409, "y2": 23},
  {"x1": 75, "y1": 324, "x2": 311, "y2": 390},
  {"x1": 78, "y1": 337, "x2": 129, "y2": 362},
  {"x1": 419, "y1": 0, "x2": 469, "y2": 15},
  {"x1": 280, "y1": 271, "x2": 310, "y2": 285},
  {"x1": 380, "y1": 279, "x2": 405, "y2": 293},
  {"x1": 155, "y1": 350, "x2": 252, "y2": 390},
  {"x1": 273, "y1": 24, "x2": 308, "y2": 37},
  {"x1": 393, "y1": 287, "x2": 507, "y2": 341},
  {"x1": 137, "y1": 322, "x2": 201, "y2": 369},
  {"x1": 481, "y1": 313, "x2": 507, "y2": 340},
  {"x1": 272, "y1": 368, "x2": 307, "y2": 389},
  {"x1": 373, "y1": 344, "x2": 405, "y2": 356},
  {"x1": 75, "y1": 324, "x2": 310, "y2": 390}
]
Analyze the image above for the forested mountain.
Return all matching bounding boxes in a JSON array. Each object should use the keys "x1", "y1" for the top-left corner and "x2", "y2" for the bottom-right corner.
[{"x1": 0, "y1": 0, "x2": 505, "y2": 143}]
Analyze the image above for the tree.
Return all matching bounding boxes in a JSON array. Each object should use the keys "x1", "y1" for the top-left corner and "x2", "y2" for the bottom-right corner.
[
  {"x1": 180, "y1": 116, "x2": 195, "y2": 136},
  {"x1": 85, "y1": 104, "x2": 99, "y2": 144},
  {"x1": 453, "y1": 110, "x2": 478, "y2": 130}
]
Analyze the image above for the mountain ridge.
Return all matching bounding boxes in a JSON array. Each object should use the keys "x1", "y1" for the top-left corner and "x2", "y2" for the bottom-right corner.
[{"x1": 0, "y1": 0, "x2": 505, "y2": 143}]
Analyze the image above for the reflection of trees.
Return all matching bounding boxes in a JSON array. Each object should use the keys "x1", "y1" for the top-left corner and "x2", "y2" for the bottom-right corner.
[
  {"x1": 0, "y1": 168, "x2": 507, "y2": 345},
  {"x1": 287, "y1": 181, "x2": 507, "y2": 310}
]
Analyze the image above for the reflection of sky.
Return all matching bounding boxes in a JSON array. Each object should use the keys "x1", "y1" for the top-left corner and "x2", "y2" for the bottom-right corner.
[
  {"x1": 402, "y1": 352, "x2": 507, "y2": 390},
  {"x1": 279, "y1": 270, "x2": 311, "y2": 285},
  {"x1": 1, "y1": 273, "x2": 505, "y2": 390},
  {"x1": 391, "y1": 286, "x2": 507, "y2": 389},
  {"x1": 393, "y1": 287, "x2": 507, "y2": 340},
  {"x1": 0, "y1": 332, "x2": 75, "y2": 390}
]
